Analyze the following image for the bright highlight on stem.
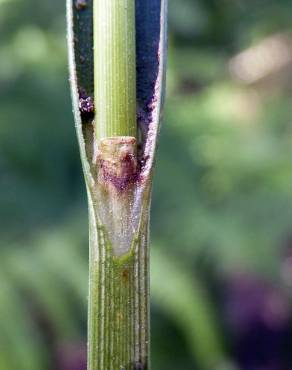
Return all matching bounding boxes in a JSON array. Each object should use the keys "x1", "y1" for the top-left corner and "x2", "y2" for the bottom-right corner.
[{"x1": 93, "y1": 0, "x2": 137, "y2": 142}]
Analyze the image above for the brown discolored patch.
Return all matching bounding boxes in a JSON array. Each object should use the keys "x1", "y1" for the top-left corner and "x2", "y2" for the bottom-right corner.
[
  {"x1": 75, "y1": 0, "x2": 87, "y2": 10},
  {"x1": 121, "y1": 269, "x2": 130, "y2": 283},
  {"x1": 97, "y1": 137, "x2": 138, "y2": 192}
]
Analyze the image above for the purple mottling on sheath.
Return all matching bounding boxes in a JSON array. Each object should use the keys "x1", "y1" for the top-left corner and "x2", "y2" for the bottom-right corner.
[
  {"x1": 98, "y1": 154, "x2": 138, "y2": 192},
  {"x1": 137, "y1": 106, "x2": 151, "y2": 126},
  {"x1": 78, "y1": 89, "x2": 94, "y2": 119},
  {"x1": 136, "y1": 0, "x2": 161, "y2": 130},
  {"x1": 79, "y1": 96, "x2": 94, "y2": 114}
]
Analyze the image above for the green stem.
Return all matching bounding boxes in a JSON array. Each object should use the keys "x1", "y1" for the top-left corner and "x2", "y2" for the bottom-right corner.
[
  {"x1": 87, "y1": 189, "x2": 150, "y2": 370},
  {"x1": 93, "y1": 0, "x2": 137, "y2": 142},
  {"x1": 68, "y1": 1, "x2": 167, "y2": 368}
]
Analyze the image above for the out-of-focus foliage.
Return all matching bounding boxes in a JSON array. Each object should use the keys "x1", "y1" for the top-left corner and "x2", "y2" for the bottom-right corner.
[{"x1": 1, "y1": 0, "x2": 292, "y2": 369}]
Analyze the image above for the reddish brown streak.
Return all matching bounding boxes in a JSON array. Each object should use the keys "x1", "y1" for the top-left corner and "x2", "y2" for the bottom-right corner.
[
  {"x1": 98, "y1": 158, "x2": 138, "y2": 192},
  {"x1": 97, "y1": 137, "x2": 139, "y2": 192}
]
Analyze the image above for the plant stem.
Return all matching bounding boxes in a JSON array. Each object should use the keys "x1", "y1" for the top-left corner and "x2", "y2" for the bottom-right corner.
[
  {"x1": 67, "y1": 0, "x2": 167, "y2": 368},
  {"x1": 87, "y1": 187, "x2": 150, "y2": 370},
  {"x1": 93, "y1": 0, "x2": 136, "y2": 142},
  {"x1": 91, "y1": 1, "x2": 148, "y2": 368},
  {"x1": 87, "y1": 116, "x2": 150, "y2": 369}
]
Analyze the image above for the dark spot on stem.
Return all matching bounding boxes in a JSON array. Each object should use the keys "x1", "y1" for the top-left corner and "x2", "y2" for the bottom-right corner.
[
  {"x1": 122, "y1": 269, "x2": 130, "y2": 283},
  {"x1": 79, "y1": 96, "x2": 94, "y2": 114},
  {"x1": 78, "y1": 89, "x2": 94, "y2": 120},
  {"x1": 75, "y1": 0, "x2": 87, "y2": 10}
]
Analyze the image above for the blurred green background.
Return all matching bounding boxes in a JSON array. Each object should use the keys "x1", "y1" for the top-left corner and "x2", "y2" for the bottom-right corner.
[{"x1": 1, "y1": 0, "x2": 292, "y2": 369}]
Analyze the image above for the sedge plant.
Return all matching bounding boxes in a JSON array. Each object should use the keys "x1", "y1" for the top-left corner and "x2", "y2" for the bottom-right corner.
[{"x1": 67, "y1": 0, "x2": 167, "y2": 369}]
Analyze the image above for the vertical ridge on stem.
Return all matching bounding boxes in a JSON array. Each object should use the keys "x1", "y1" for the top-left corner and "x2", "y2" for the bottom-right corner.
[
  {"x1": 93, "y1": 0, "x2": 137, "y2": 142},
  {"x1": 88, "y1": 199, "x2": 150, "y2": 370}
]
